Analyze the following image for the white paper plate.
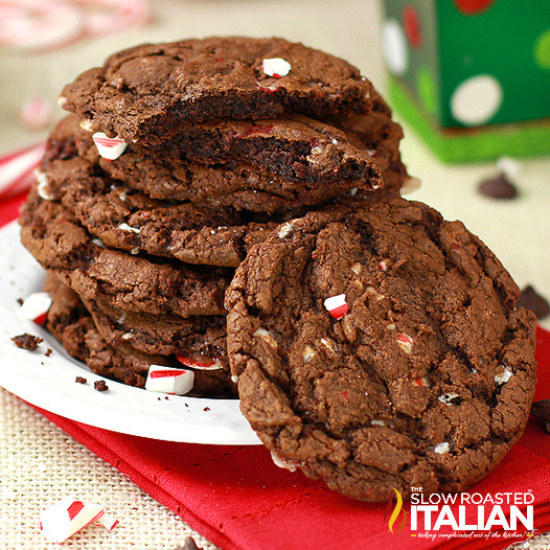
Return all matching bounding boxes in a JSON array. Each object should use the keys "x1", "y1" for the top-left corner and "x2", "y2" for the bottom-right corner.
[{"x1": 0, "y1": 221, "x2": 260, "y2": 445}]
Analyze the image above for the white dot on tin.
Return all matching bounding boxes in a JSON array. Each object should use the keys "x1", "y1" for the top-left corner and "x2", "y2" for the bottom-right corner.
[
  {"x1": 382, "y1": 19, "x2": 409, "y2": 76},
  {"x1": 450, "y1": 74, "x2": 503, "y2": 126}
]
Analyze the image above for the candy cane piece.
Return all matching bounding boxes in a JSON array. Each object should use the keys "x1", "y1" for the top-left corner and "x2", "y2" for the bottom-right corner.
[
  {"x1": 0, "y1": 1, "x2": 84, "y2": 51},
  {"x1": 145, "y1": 365, "x2": 195, "y2": 395},
  {"x1": 92, "y1": 133, "x2": 128, "y2": 160},
  {"x1": 176, "y1": 354, "x2": 224, "y2": 371},
  {"x1": 18, "y1": 292, "x2": 52, "y2": 325},
  {"x1": 96, "y1": 512, "x2": 119, "y2": 531},
  {"x1": 0, "y1": 142, "x2": 44, "y2": 199},
  {"x1": 262, "y1": 58, "x2": 291, "y2": 78},
  {"x1": 323, "y1": 294, "x2": 349, "y2": 320},
  {"x1": 40, "y1": 497, "x2": 108, "y2": 543}
]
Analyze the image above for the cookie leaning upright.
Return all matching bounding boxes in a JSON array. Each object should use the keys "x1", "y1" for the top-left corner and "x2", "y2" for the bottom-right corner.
[
  {"x1": 225, "y1": 197, "x2": 537, "y2": 502},
  {"x1": 57, "y1": 37, "x2": 375, "y2": 144}
]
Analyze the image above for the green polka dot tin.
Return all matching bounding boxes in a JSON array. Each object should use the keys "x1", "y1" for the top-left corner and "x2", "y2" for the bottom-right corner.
[{"x1": 381, "y1": 0, "x2": 550, "y2": 162}]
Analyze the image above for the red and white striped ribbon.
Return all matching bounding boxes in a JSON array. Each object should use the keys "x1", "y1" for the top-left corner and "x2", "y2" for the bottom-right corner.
[{"x1": 0, "y1": 142, "x2": 44, "y2": 199}]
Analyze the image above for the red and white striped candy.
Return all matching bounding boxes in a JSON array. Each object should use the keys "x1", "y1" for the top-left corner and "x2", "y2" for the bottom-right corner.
[
  {"x1": 145, "y1": 365, "x2": 194, "y2": 395},
  {"x1": 323, "y1": 294, "x2": 349, "y2": 320},
  {"x1": 95, "y1": 512, "x2": 119, "y2": 531},
  {"x1": 0, "y1": 1, "x2": 83, "y2": 51},
  {"x1": 19, "y1": 292, "x2": 52, "y2": 325},
  {"x1": 92, "y1": 133, "x2": 128, "y2": 160},
  {"x1": 176, "y1": 354, "x2": 223, "y2": 371},
  {"x1": 396, "y1": 332, "x2": 413, "y2": 354},
  {"x1": 0, "y1": 142, "x2": 45, "y2": 199},
  {"x1": 262, "y1": 57, "x2": 291, "y2": 78},
  {"x1": 40, "y1": 497, "x2": 116, "y2": 543}
]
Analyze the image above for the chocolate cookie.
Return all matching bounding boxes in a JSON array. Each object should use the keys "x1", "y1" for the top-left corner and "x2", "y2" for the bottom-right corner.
[
  {"x1": 20, "y1": 190, "x2": 230, "y2": 318},
  {"x1": 66, "y1": 100, "x2": 406, "y2": 212},
  {"x1": 225, "y1": 198, "x2": 537, "y2": 501},
  {"x1": 39, "y1": 144, "x2": 278, "y2": 268},
  {"x1": 45, "y1": 116, "x2": 353, "y2": 214},
  {"x1": 59, "y1": 37, "x2": 375, "y2": 143},
  {"x1": 82, "y1": 293, "x2": 229, "y2": 369},
  {"x1": 44, "y1": 272, "x2": 235, "y2": 396}
]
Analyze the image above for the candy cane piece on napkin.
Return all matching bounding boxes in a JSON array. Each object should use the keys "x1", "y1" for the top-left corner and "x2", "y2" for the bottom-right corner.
[{"x1": 0, "y1": 142, "x2": 44, "y2": 199}]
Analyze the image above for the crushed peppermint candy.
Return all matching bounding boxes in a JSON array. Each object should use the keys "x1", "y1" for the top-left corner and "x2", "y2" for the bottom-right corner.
[
  {"x1": 434, "y1": 442, "x2": 450, "y2": 455},
  {"x1": 176, "y1": 354, "x2": 223, "y2": 371},
  {"x1": 40, "y1": 497, "x2": 118, "y2": 543},
  {"x1": 36, "y1": 170, "x2": 54, "y2": 200},
  {"x1": 92, "y1": 133, "x2": 128, "y2": 160},
  {"x1": 324, "y1": 294, "x2": 349, "y2": 320},
  {"x1": 18, "y1": 292, "x2": 52, "y2": 325},
  {"x1": 495, "y1": 366, "x2": 513, "y2": 385},
  {"x1": 277, "y1": 221, "x2": 296, "y2": 239},
  {"x1": 262, "y1": 57, "x2": 291, "y2": 78},
  {"x1": 253, "y1": 327, "x2": 278, "y2": 348},
  {"x1": 117, "y1": 223, "x2": 141, "y2": 234},
  {"x1": 396, "y1": 333, "x2": 413, "y2": 354},
  {"x1": 302, "y1": 345, "x2": 316, "y2": 363},
  {"x1": 145, "y1": 365, "x2": 195, "y2": 395}
]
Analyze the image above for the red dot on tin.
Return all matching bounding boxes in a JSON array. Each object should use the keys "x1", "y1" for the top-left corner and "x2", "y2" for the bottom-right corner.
[
  {"x1": 454, "y1": 0, "x2": 496, "y2": 15},
  {"x1": 403, "y1": 6, "x2": 423, "y2": 48}
]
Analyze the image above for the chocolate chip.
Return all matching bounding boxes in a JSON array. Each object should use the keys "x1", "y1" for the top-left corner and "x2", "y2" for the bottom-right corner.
[
  {"x1": 94, "y1": 380, "x2": 109, "y2": 392},
  {"x1": 174, "y1": 537, "x2": 202, "y2": 550},
  {"x1": 11, "y1": 333, "x2": 43, "y2": 350},
  {"x1": 75, "y1": 376, "x2": 88, "y2": 384},
  {"x1": 517, "y1": 285, "x2": 550, "y2": 320},
  {"x1": 478, "y1": 172, "x2": 518, "y2": 199},
  {"x1": 531, "y1": 399, "x2": 550, "y2": 434}
]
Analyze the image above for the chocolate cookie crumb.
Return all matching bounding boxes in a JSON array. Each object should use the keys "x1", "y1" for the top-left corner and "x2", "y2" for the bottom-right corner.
[
  {"x1": 175, "y1": 537, "x2": 202, "y2": 550},
  {"x1": 531, "y1": 399, "x2": 550, "y2": 434},
  {"x1": 45, "y1": 348, "x2": 53, "y2": 357},
  {"x1": 11, "y1": 333, "x2": 43, "y2": 350},
  {"x1": 478, "y1": 173, "x2": 518, "y2": 199},
  {"x1": 75, "y1": 376, "x2": 87, "y2": 384},
  {"x1": 517, "y1": 285, "x2": 550, "y2": 320},
  {"x1": 94, "y1": 380, "x2": 109, "y2": 392},
  {"x1": 203, "y1": 407, "x2": 210, "y2": 412}
]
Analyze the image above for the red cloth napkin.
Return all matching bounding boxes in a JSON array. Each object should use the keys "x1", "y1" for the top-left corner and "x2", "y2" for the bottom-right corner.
[{"x1": 3, "y1": 167, "x2": 550, "y2": 550}]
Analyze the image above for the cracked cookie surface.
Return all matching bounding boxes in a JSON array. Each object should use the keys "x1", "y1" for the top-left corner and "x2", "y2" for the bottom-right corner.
[
  {"x1": 59, "y1": 37, "x2": 375, "y2": 143},
  {"x1": 20, "y1": 190, "x2": 230, "y2": 318}
]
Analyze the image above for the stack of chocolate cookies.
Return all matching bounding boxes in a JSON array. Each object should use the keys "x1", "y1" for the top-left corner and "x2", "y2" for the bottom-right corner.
[
  {"x1": 19, "y1": 37, "x2": 537, "y2": 502},
  {"x1": 20, "y1": 37, "x2": 408, "y2": 396}
]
